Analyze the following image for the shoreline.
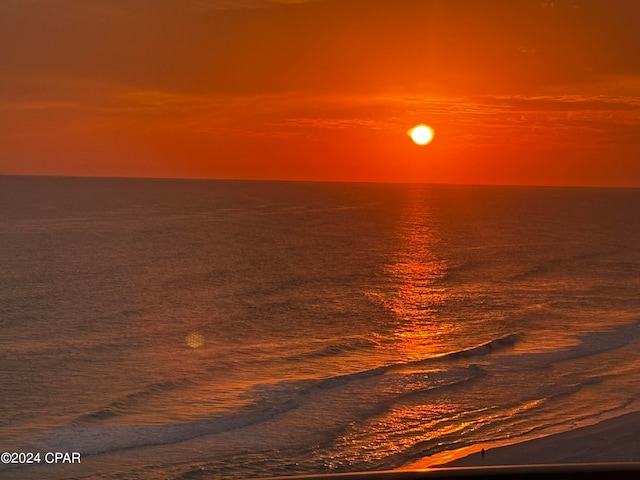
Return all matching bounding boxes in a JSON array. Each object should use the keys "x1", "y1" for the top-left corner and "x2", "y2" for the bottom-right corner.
[{"x1": 401, "y1": 410, "x2": 640, "y2": 469}]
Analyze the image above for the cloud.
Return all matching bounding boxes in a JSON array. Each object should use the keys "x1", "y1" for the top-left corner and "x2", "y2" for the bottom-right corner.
[
  {"x1": 0, "y1": 0, "x2": 317, "y2": 10},
  {"x1": 3, "y1": 0, "x2": 640, "y2": 100},
  {"x1": 478, "y1": 94, "x2": 640, "y2": 111},
  {"x1": 269, "y1": 118, "x2": 385, "y2": 130},
  {"x1": 187, "y1": 0, "x2": 322, "y2": 10}
]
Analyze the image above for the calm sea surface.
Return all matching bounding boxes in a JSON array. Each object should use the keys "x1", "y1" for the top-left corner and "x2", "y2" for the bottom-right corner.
[{"x1": 1, "y1": 176, "x2": 640, "y2": 479}]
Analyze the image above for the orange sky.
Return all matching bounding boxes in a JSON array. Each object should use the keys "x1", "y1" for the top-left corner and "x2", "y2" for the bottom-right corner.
[{"x1": 2, "y1": 0, "x2": 640, "y2": 186}]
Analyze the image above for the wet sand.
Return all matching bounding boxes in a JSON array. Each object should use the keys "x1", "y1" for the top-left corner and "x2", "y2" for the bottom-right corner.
[{"x1": 403, "y1": 411, "x2": 640, "y2": 469}]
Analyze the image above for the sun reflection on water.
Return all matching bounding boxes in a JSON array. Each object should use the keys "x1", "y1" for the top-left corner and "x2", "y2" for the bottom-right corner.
[{"x1": 378, "y1": 188, "x2": 454, "y2": 361}]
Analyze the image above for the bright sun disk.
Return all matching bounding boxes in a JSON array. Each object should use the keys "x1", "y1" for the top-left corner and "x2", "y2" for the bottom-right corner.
[{"x1": 409, "y1": 124, "x2": 435, "y2": 145}]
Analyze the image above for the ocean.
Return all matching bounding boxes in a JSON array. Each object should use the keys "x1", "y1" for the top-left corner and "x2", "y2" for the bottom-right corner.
[{"x1": 1, "y1": 176, "x2": 640, "y2": 479}]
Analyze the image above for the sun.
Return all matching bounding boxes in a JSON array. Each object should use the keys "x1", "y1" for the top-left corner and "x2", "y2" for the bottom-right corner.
[{"x1": 408, "y1": 124, "x2": 435, "y2": 145}]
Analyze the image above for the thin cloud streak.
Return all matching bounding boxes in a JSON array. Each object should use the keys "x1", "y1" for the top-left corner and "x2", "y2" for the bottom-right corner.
[{"x1": 189, "y1": 0, "x2": 322, "y2": 10}]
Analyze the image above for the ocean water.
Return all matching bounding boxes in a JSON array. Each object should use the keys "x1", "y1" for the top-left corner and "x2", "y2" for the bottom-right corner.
[{"x1": 1, "y1": 176, "x2": 640, "y2": 480}]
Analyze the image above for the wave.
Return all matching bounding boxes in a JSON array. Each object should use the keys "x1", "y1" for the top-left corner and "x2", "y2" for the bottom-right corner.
[
  {"x1": 285, "y1": 336, "x2": 380, "y2": 361},
  {"x1": 23, "y1": 332, "x2": 519, "y2": 460},
  {"x1": 74, "y1": 378, "x2": 197, "y2": 425},
  {"x1": 27, "y1": 368, "x2": 485, "y2": 459},
  {"x1": 29, "y1": 364, "x2": 495, "y2": 459},
  {"x1": 276, "y1": 333, "x2": 518, "y2": 393},
  {"x1": 436, "y1": 332, "x2": 519, "y2": 360},
  {"x1": 500, "y1": 321, "x2": 640, "y2": 370},
  {"x1": 508, "y1": 251, "x2": 603, "y2": 282},
  {"x1": 31, "y1": 400, "x2": 298, "y2": 456},
  {"x1": 74, "y1": 332, "x2": 517, "y2": 431}
]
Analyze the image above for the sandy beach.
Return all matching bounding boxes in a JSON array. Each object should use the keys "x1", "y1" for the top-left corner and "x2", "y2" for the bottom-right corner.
[{"x1": 403, "y1": 411, "x2": 640, "y2": 469}]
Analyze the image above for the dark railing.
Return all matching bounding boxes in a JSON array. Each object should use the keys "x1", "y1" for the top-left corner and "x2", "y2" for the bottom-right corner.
[{"x1": 261, "y1": 464, "x2": 640, "y2": 480}]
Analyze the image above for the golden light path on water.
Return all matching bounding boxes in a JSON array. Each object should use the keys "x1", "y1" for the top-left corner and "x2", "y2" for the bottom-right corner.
[
  {"x1": 330, "y1": 187, "x2": 469, "y2": 466},
  {"x1": 385, "y1": 187, "x2": 452, "y2": 361}
]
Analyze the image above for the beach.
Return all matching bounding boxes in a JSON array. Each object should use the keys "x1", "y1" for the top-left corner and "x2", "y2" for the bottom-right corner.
[{"x1": 403, "y1": 410, "x2": 640, "y2": 469}]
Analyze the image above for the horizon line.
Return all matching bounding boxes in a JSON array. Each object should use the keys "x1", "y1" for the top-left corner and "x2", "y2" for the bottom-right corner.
[{"x1": 1, "y1": 173, "x2": 638, "y2": 190}]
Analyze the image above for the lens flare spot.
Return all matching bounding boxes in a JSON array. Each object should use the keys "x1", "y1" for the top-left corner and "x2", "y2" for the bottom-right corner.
[
  {"x1": 186, "y1": 332, "x2": 205, "y2": 348},
  {"x1": 408, "y1": 124, "x2": 435, "y2": 145}
]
